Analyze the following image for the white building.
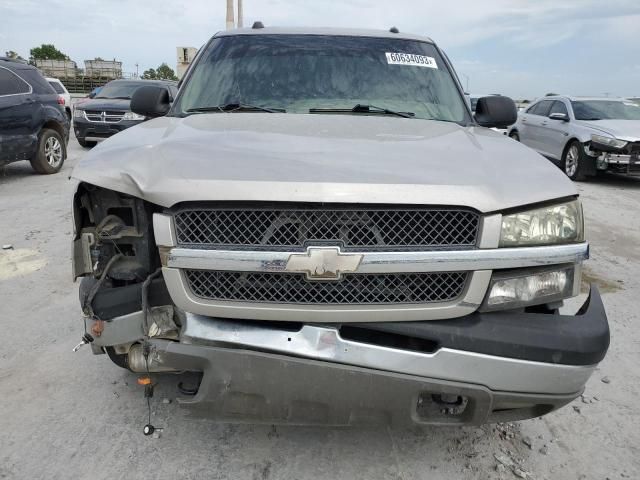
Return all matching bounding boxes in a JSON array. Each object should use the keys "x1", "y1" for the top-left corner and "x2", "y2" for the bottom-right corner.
[
  {"x1": 84, "y1": 59, "x2": 122, "y2": 78},
  {"x1": 34, "y1": 59, "x2": 78, "y2": 78},
  {"x1": 176, "y1": 47, "x2": 197, "y2": 79}
]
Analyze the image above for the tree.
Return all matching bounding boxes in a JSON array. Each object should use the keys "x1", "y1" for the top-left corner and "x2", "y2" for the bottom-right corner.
[
  {"x1": 5, "y1": 50, "x2": 24, "y2": 60},
  {"x1": 142, "y1": 63, "x2": 178, "y2": 81},
  {"x1": 30, "y1": 44, "x2": 68, "y2": 61},
  {"x1": 142, "y1": 68, "x2": 157, "y2": 79},
  {"x1": 156, "y1": 63, "x2": 178, "y2": 81}
]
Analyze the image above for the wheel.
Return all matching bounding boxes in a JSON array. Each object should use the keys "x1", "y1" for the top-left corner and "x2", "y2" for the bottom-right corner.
[
  {"x1": 562, "y1": 140, "x2": 586, "y2": 181},
  {"x1": 509, "y1": 131, "x2": 520, "y2": 141},
  {"x1": 77, "y1": 138, "x2": 97, "y2": 148},
  {"x1": 30, "y1": 128, "x2": 65, "y2": 174}
]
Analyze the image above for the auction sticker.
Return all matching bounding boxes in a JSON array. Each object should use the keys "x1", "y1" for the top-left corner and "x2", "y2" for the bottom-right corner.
[{"x1": 385, "y1": 52, "x2": 438, "y2": 69}]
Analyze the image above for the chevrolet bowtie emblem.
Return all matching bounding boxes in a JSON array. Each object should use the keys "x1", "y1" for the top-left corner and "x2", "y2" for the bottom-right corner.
[{"x1": 286, "y1": 247, "x2": 363, "y2": 281}]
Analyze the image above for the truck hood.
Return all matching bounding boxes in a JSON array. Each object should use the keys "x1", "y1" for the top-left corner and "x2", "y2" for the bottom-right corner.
[
  {"x1": 575, "y1": 119, "x2": 640, "y2": 142},
  {"x1": 71, "y1": 113, "x2": 577, "y2": 213}
]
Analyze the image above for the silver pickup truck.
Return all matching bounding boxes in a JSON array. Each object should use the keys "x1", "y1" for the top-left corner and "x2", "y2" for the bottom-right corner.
[{"x1": 71, "y1": 27, "x2": 609, "y2": 427}]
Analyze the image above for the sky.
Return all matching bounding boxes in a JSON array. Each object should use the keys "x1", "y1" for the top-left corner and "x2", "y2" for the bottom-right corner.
[{"x1": 2, "y1": 0, "x2": 640, "y2": 99}]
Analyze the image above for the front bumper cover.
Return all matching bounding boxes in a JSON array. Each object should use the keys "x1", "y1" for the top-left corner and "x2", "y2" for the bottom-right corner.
[
  {"x1": 73, "y1": 117, "x2": 140, "y2": 141},
  {"x1": 91, "y1": 286, "x2": 609, "y2": 426}
]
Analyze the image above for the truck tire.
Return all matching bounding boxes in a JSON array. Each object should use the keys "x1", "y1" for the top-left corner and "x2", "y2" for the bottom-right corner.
[
  {"x1": 77, "y1": 138, "x2": 97, "y2": 148},
  {"x1": 562, "y1": 140, "x2": 586, "y2": 181},
  {"x1": 29, "y1": 128, "x2": 66, "y2": 174}
]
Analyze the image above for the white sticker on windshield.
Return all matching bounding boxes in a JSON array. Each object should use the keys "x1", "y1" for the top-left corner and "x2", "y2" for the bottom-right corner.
[{"x1": 385, "y1": 52, "x2": 438, "y2": 69}]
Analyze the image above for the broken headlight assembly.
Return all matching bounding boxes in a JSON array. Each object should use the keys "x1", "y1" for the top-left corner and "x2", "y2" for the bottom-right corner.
[
  {"x1": 499, "y1": 199, "x2": 584, "y2": 247},
  {"x1": 481, "y1": 265, "x2": 579, "y2": 312},
  {"x1": 590, "y1": 134, "x2": 628, "y2": 151}
]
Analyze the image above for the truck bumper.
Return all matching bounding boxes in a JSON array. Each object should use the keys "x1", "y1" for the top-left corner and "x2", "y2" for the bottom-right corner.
[{"x1": 88, "y1": 285, "x2": 609, "y2": 426}]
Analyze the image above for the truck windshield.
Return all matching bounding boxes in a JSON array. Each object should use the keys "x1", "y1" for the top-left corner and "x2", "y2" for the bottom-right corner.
[
  {"x1": 572, "y1": 100, "x2": 640, "y2": 121},
  {"x1": 174, "y1": 34, "x2": 470, "y2": 124}
]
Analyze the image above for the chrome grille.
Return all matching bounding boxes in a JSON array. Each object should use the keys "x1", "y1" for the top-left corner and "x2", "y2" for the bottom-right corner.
[
  {"x1": 84, "y1": 110, "x2": 126, "y2": 123},
  {"x1": 174, "y1": 206, "x2": 479, "y2": 250},
  {"x1": 185, "y1": 270, "x2": 468, "y2": 305}
]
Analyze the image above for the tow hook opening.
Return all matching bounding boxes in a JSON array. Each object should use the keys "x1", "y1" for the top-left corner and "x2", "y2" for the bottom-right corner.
[{"x1": 416, "y1": 393, "x2": 470, "y2": 421}]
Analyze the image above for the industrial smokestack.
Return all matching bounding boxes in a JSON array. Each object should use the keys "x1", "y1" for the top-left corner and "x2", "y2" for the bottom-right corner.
[
  {"x1": 237, "y1": 0, "x2": 243, "y2": 28},
  {"x1": 226, "y1": 0, "x2": 235, "y2": 30}
]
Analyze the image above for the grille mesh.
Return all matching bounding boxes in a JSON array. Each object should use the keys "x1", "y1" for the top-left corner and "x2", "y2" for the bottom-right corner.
[
  {"x1": 174, "y1": 207, "x2": 479, "y2": 250},
  {"x1": 185, "y1": 270, "x2": 467, "y2": 305}
]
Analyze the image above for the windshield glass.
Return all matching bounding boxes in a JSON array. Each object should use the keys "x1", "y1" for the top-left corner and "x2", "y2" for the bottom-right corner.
[
  {"x1": 571, "y1": 100, "x2": 640, "y2": 120},
  {"x1": 174, "y1": 35, "x2": 470, "y2": 123},
  {"x1": 96, "y1": 81, "x2": 146, "y2": 99}
]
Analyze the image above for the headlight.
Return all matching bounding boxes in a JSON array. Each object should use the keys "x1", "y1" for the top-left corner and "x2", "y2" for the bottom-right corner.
[
  {"x1": 73, "y1": 109, "x2": 85, "y2": 118},
  {"x1": 591, "y1": 134, "x2": 627, "y2": 150},
  {"x1": 500, "y1": 200, "x2": 584, "y2": 247},
  {"x1": 481, "y1": 266, "x2": 578, "y2": 311},
  {"x1": 122, "y1": 111, "x2": 146, "y2": 121}
]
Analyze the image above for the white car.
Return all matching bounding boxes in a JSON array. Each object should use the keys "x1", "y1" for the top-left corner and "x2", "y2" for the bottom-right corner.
[
  {"x1": 508, "y1": 96, "x2": 640, "y2": 180},
  {"x1": 46, "y1": 77, "x2": 72, "y2": 120}
]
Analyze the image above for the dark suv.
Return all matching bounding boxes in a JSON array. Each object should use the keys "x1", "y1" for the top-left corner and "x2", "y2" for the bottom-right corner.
[
  {"x1": 0, "y1": 57, "x2": 70, "y2": 174},
  {"x1": 73, "y1": 79, "x2": 177, "y2": 147}
]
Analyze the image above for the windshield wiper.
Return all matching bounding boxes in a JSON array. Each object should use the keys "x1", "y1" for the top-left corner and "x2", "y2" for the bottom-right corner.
[
  {"x1": 309, "y1": 104, "x2": 414, "y2": 118},
  {"x1": 95, "y1": 96, "x2": 130, "y2": 100},
  {"x1": 186, "y1": 103, "x2": 285, "y2": 114}
]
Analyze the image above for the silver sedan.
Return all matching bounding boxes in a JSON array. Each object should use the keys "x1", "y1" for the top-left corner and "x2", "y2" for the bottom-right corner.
[{"x1": 508, "y1": 96, "x2": 640, "y2": 180}]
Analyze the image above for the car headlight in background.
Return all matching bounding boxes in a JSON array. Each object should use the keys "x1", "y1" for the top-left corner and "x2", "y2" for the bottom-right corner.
[
  {"x1": 591, "y1": 134, "x2": 627, "y2": 150},
  {"x1": 122, "y1": 111, "x2": 146, "y2": 121},
  {"x1": 73, "y1": 109, "x2": 86, "y2": 118},
  {"x1": 499, "y1": 200, "x2": 584, "y2": 247},
  {"x1": 481, "y1": 265, "x2": 579, "y2": 311}
]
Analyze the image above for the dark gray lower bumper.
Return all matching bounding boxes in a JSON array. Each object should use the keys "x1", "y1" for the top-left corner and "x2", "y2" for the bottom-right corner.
[{"x1": 149, "y1": 339, "x2": 578, "y2": 426}]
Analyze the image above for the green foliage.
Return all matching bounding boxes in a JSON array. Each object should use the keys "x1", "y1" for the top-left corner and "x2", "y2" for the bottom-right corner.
[
  {"x1": 155, "y1": 63, "x2": 178, "y2": 81},
  {"x1": 142, "y1": 63, "x2": 178, "y2": 81},
  {"x1": 29, "y1": 44, "x2": 68, "y2": 61},
  {"x1": 5, "y1": 50, "x2": 24, "y2": 60},
  {"x1": 142, "y1": 68, "x2": 157, "y2": 80}
]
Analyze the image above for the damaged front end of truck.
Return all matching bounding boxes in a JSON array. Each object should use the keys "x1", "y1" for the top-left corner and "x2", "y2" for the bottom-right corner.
[{"x1": 71, "y1": 179, "x2": 609, "y2": 427}]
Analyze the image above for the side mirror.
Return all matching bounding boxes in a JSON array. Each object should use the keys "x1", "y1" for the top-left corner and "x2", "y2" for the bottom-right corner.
[
  {"x1": 549, "y1": 112, "x2": 569, "y2": 122},
  {"x1": 474, "y1": 96, "x2": 517, "y2": 128},
  {"x1": 131, "y1": 85, "x2": 171, "y2": 118}
]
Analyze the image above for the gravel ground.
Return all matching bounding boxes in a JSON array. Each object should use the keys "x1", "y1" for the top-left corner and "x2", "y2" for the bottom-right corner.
[{"x1": 1, "y1": 135, "x2": 639, "y2": 480}]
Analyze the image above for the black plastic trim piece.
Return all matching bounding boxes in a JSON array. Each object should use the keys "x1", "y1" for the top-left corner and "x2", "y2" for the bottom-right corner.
[
  {"x1": 79, "y1": 277, "x2": 171, "y2": 320},
  {"x1": 344, "y1": 285, "x2": 609, "y2": 366}
]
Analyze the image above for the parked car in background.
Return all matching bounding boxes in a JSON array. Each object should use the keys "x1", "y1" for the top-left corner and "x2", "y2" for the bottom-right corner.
[
  {"x1": 0, "y1": 57, "x2": 70, "y2": 174},
  {"x1": 628, "y1": 97, "x2": 640, "y2": 106},
  {"x1": 73, "y1": 79, "x2": 177, "y2": 147},
  {"x1": 75, "y1": 86, "x2": 103, "y2": 107},
  {"x1": 509, "y1": 96, "x2": 640, "y2": 180},
  {"x1": 71, "y1": 27, "x2": 608, "y2": 427},
  {"x1": 46, "y1": 77, "x2": 72, "y2": 121}
]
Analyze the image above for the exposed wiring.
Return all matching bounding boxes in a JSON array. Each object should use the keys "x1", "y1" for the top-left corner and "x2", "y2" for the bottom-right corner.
[
  {"x1": 81, "y1": 253, "x2": 123, "y2": 317},
  {"x1": 141, "y1": 268, "x2": 163, "y2": 336}
]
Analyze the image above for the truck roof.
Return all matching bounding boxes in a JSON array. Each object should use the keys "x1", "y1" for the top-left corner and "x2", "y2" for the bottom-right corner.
[{"x1": 216, "y1": 26, "x2": 434, "y2": 44}]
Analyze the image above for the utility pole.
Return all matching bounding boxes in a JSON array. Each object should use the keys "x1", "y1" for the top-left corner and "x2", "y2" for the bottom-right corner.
[
  {"x1": 226, "y1": 0, "x2": 235, "y2": 30},
  {"x1": 135, "y1": 62, "x2": 139, "y2": 79},
  {"x1": 237, "y1": 0, "x2": 243, "y2": 28}
]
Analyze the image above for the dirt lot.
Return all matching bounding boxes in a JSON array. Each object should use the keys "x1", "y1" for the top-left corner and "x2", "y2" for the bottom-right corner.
[{"x1": 1, "y1": 135, "x2": 639, "y2": 480}]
